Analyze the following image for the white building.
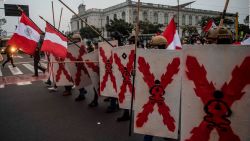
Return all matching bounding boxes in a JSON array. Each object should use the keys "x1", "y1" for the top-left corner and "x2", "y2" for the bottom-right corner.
[{"x1": 70, "y1": 0, "x2": 235, "y2": 38}]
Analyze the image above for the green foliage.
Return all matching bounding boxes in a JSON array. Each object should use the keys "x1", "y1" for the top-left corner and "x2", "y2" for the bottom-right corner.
[
  {"x1": 106, "y1": 19, "x2": 134, "y2": 36},
  {"x1": 198, "y1": 16, "x2": 234, "y2": 28},
  {"x1": 182, "y1": 25, "x2": 198, "y2": 36},
  {"x1": 80, "y1": 25, "x2": 101, "y2": 39},
  {"x1": 238, "y1": 24, "x2": 250, "y2": 40},
  {"x1": 139, "y1": 21, "x2": 163, "y2": 34}
]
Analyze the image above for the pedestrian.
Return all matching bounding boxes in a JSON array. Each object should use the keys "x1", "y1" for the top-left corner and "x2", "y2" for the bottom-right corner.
[
  {"x1": 2, "y1": 45, "x2": 16, "y2": 68},
  {"x1": 33, "y1": 35, "x2": 46, "y2": 77}
]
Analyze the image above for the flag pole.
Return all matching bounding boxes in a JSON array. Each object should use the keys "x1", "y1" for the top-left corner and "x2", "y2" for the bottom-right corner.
[
  {"x1": 219, "y1": 0, "x2": 230, "y2": 27},
  {"x1": 16, "y1": 5, "x2": 43, "y2": 33},
  {"x1": 39, "y1": 16, "x2": 81, "y2": 49},
  {"x1": 58, "y1": 8, "x2": 63, "y2": 30},
  {"x1": 57, "y1": 0, "x2": 114, "y2": 48},
  {"x1": 129, "y1": 0, "x2": 140, "y2": 136},
  {"x1": 52, "y1": 1, "x2": 56, "y2": 27}
]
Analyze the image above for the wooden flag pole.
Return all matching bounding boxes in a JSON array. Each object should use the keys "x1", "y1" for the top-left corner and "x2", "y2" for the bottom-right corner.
[
  {"x1": 219, "y1": 0, "x2": 230, "y2": 27},
  {"x1": 129, "y1": 0, "x2": 140, "y2": 136},
  {"x1": 39, "y1": 16, "x2": 81, "y2": 49},
  {"x1": 52, "y1": 1, "x2": 56, "y2": 27},
  {"x1": 57, "y1": 0, "x2": 114, "y2": 48},
  {"x1": 58, "y1": 8, "x2": 63, "y2": 30}
]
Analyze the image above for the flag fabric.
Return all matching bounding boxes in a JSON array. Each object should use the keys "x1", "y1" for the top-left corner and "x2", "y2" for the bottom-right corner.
[
  {"x1": 241, "y1": 37, "x2": 250, "y2": 45},
  {"x1": 113, "y1": 45, "x2": 135, "y2": 109},
  {"x1": 7, "y1": 12, "x2": 42, "y2": 55},
  {"x1": 134, "y1": 48, "x2": 181, "y2": 139},
  {"x1": 99, "y1": 40, "x2": 118, "y2": 97},
  {"x1": 67, "y1": 42, "x2": 92, "y2": 89},
  {"x1": 203, "y1": 19, "x2": 217, "y2": 32},
  {"x1": 41, "y1": 23, "x2": 68, "y2": 58},
  {"x1": 181, "y1": 45, "x2": 250, "y2": 141},
  {"x1": 162, "y1": 18, "x2": 182, "y2": 50}
]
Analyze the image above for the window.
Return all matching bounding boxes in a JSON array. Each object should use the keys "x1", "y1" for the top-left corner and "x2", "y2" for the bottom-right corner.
[
  {"x1": 164, "y1": 13, "x2": 168, "y2": 24},
  {"x1": 195, "y1": 16, "x2": 199, "y2": 25},
  {"x1": 189, "y1": 15, "x2": 192, "y2": 25},
  {"x1": 122, "y1": 12, "x2": 126, "y2": 21},
  {"x1": 143, "y1": 11, "x2": 148, "y2": 21},
  {"x1": 182, "y1": 15, "x2": 186, "y2": 25},
  {"x1": 106, "y1": 16, "x2": 109, "y2": 25},
  {"x1": 114, "y1": 14, "x2": 117, "y2": 20},
  {"x1": 153, "y1": 12, "x2": 158, "y2": 24},
  {"x1": 133, "y1": 10, "x2": 137, "y2": 23}
]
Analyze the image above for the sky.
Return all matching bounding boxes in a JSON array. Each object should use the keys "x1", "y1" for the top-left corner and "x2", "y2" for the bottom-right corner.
[{"x1": 0, "y1": 0, "x2": 248, "y2": 36}]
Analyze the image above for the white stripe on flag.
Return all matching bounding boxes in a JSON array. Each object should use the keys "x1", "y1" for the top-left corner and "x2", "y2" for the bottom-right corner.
[
  {"x1": 23, "y1": 64, "x2": 42, "y2": 73},
  {"x1": 15, "y1": 23, "x2": 40, "y2": 42},
  {"x1": 0, "y1": 68, "x2": 2, "y2": 76},
  {"x1": 41, "y1": 63, "x2": 47, "y2": 68},
  {"x1": 44, "y1": 32, "x2": 67, "y2": 49},
  {"x1": 8, "y1": 65, "x2": 23, "y2": 75},
  {"x1": 17, "y1": 81, "x2": 32, "y2": 86}
]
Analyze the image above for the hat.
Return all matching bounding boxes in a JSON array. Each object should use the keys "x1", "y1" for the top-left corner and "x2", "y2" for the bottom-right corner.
[{"x1": 150, "y1": 35, "x2": 168, "y2": 46}]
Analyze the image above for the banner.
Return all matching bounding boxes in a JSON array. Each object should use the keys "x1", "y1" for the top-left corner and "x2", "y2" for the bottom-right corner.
[
  {"x1": 181, "y1": 45, "x2": 250, "y2": 141},
  {"x1": 67, "y1": 42, "x2": 92, "y2": 89},
  {"x1": 98, "y1": 40, "x2": 118, "y2": 97},
  {"x1": 113, "y1": 45, "x2": 135, "y2": 109},
  {"x1": 134, "y1": 48, "x2": 181, "y2": 139}
]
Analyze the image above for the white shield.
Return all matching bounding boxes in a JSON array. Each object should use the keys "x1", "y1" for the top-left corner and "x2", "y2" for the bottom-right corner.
[
  {"x1": 113, "y1": 45, "x2": 135, "y2": 109},
  {"x1": 50, "y1": 54, "x2": 73, "y2": 86},
  {"x1": 67, "y1": 42, "x2": 92, "y2": 89},
  {"x1": 98, "y1": 40, "x2": 118, "y2": 97},
  {"x1": 83, "y1": 50, "x2": 100, "y2": 93},
  {"x1": 181, "y1": 45, "x2": 250, "y2": 141},
  {"x1": 134, "y1": 48, "x2": 181, "y2": 139}
]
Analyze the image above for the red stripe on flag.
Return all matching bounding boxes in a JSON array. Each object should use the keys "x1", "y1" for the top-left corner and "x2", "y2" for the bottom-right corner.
[
  {"x1": 20, "y1": 13, "x2": 42, "y2": 34},
  {"x1": 45, "y1": 23, "x2": 67, "y2": 42},
  {"x1": 41, "y1": 40, "x2": 67, "y2": 58},
  {"x1": 162, "y1": 18, "x2": 176, "y2": 44}
]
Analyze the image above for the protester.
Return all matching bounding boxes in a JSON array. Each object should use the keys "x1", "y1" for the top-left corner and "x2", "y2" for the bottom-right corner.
[
  {"x1": 2, "y1": 45, "x2": 16, "y2": 68},
  {"x1": 33, "y1": 35, "x2": 46, "y2": 77}
]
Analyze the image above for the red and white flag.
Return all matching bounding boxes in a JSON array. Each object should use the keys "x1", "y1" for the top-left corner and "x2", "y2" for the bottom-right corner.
[
  {"x1": 8, "y1": 12, "x2": 42, "y2": 55},
  {"x1": 241, "y1": 37, "x2": 250, "y2": 45},
  {"x1": 203, "y1": 19, "x2": 217, "y2": 32},
  {"x1": 41, "y1": 23, "x2": 68, "y2": 58},
  {"x1": 162, "y1": 18, "x2": 182, "y2": 50}
]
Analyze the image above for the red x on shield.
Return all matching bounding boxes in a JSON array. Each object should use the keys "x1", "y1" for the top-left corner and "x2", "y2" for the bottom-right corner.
[
  {"x1": 99, "y1": 47, "x2": 117, "y2": 92},
  {"x1": 136, "y1": 57, "x2": 180, "y2": 132},
  {"x1": 55, "y1": 57, "x2": 72, "y2": 82},
  {"x1": 67, "y1": 45, "x2": 89, "y2": 86},
  {"x1": 185, "y1": 56, "x2": 250, "y2": 141},
  {"x1": 113, "y1": 50, "x2": 135, "y2": 103}
]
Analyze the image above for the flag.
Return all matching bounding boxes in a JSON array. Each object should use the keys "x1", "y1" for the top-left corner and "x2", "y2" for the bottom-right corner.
[
  {"x1": 7, "y1": 12, "x2": 42, "y2": 55},
  {"x1": 41, "y1": 23, "x2": 68, "y2": 58},
  {"x1": 162, "y1": 18, "x2": 182, "y2": 50},
  {"x1": 241, "y1": 37, "x2": 250, "y2": 45},
  {"x1": 203, "y1": 19, "x2": 216, "y2": 32}
]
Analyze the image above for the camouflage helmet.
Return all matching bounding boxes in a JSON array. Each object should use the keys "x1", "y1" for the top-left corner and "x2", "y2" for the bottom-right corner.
[
  {"x1": 206, "y1": 27, "x2": 232, "y2": 44},
  {"x1": 150, "y1": 35, "x2": 168, "y2": 46}
]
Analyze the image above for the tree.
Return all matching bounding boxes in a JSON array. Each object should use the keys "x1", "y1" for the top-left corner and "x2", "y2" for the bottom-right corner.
[
  {"x1": 106, "y1": 19, "x2": 133, "y2": 36},
  {"x1": 198, "y1": 16, "x2": 234, "y2": 28},
  {"x1": 139, "y1": 21, "x2": 163, "y2": 34},
  {"x1": 182, "y1": 25, "x2": 198, "y2": 36},
  {"x1": 244, "y1": 15, "x2": 249, "y2": 25},
  {"x1": 79, "y1": 25, "x2": 101, "y2": 40}
]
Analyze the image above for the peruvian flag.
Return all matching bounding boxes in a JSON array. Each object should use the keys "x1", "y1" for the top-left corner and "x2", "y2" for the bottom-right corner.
[
  {"x1": 41, "y1": 23, "x2": 68, "y2": 58},
  {"x1": 7, "y1": 12, "x2": 42, "y2": 55},
  {"x1": 162, "y1": 18, "x2": 182, "y2": 50},
  {"x1": 240, "y1": 37, "x2": 250, "y2": 45},
  {"x1": 203, "y1": 19, "x2": 216, "y2": 32}
]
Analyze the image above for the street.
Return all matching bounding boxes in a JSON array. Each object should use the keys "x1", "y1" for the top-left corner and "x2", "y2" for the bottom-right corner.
[{"x1": 0, "y1": 53, "x2": 165, "y2": 141}]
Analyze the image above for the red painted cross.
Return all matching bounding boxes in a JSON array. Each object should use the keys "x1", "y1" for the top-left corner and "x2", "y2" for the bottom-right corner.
[
  {"x1": 113, "y1": 50, "x2": 135, "y2": 103},
  {"x1": 136, "y1": 57, "x2": 180, "y2": 132},
  {"x1": 67, "y1": 45, "x2": 89, "y2": 86},
  {"x1": 99, "y1": 47, "x2": 117, "y2": 92},
  {"x1": 185, "y1": 56, "x2": 250, "y2": 141},
  {"x1": 55, "y1": 57, "x2": 72, "y2": 82}
]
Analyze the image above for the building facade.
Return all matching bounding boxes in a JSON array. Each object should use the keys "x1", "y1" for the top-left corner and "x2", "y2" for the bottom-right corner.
[{"x1": 70, "y1": 0, "x2": 234, "y2": 38}]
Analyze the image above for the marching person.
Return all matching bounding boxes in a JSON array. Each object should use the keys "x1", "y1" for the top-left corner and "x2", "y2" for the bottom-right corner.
[
  {"x1": 33, "y1": 35, "x2": 46, "y2": 77},
  {"x1": 2, "y1": 45, "x2": 16, "y2": 68}
]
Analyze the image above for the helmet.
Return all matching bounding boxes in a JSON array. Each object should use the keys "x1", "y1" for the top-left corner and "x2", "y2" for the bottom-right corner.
[
  {"x1": 150, "y1": 35, "x2": 168, "y2": 46},
  {"x1": 206, "y1": 27, "x2": 232, "y2": 44}
]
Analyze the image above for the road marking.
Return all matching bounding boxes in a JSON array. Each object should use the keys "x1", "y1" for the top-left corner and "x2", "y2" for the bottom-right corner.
[
  {"x1": 23, "y1": 64, "x2": 42, "y2": 73},
  {"x1": 0, "y1": 69, "x2": 2, "y2": 76},
  {"x1": 14, "y1": 55, "x2": 23, "y2": 58},
  {"x1": 8, "y1": 65, "x2": 23, "y2": 75},
  {"x1": 0, "y1": 85, "x2": 4, "y2": 88},
  {"x1": 17, "y1": 81, "x2": 32, "y2": 86}
]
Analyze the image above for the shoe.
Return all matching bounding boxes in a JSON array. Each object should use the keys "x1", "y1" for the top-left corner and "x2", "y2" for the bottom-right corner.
[
  {"x1": 48, "y1": 87, "x2": 57, "y2": 92},
  {"x1": 75, "y1": 95, "x2": 85, "y2": 101},
  {"x1": 44, "y1": 81, "x2": 52, "y2": 86},
  {"x1": 63, "y1": 91, "x2": 72, "y2": 96},
  {"x1": 13, "y1": 65, "x2": 16, "y2": 67},
  {"x1": 103, "y1": 97, "x2": 110, "y2": 102},
  {"x1": 2, "y1": 64, "x2": 4, "y2": 68},
  {"x1": 88, "y1": 101, "x2": 98, "y2": 107},
  {"x1": 117, "y1": 116, "x2": 130, "y2": 122}
]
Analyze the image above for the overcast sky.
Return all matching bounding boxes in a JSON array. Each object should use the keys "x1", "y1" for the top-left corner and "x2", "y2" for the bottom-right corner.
[{"x1": 0, "y1": 0, "x2": 248, "y2": 36}]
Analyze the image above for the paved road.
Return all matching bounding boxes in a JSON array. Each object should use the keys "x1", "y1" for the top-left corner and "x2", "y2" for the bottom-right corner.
[{"x1": 0, "y1": 53, "x2": 166, "y2": 141}]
